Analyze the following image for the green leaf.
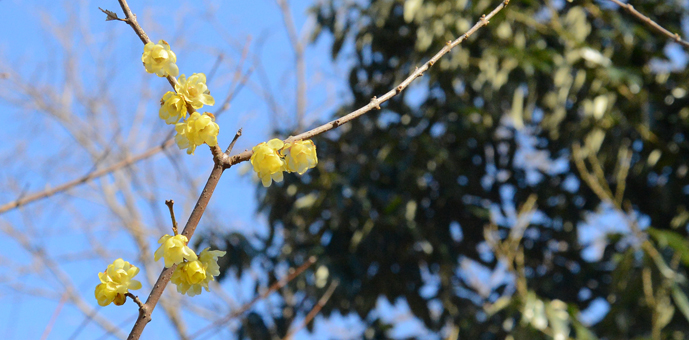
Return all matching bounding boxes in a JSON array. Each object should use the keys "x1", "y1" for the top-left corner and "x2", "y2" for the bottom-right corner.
[
  {"x1": 672, "y1": 284, "x2": 689, "y2": 323},
  {"x1": 648, "y1": 228, "x2": 689, "y2": 266}
]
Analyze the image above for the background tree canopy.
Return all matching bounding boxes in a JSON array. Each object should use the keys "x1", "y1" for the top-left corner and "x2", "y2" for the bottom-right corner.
[{"x1": 203, "y1": 0, "x2": 689, "y2": 338}]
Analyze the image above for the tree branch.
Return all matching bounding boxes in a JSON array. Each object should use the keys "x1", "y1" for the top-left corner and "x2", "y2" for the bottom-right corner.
[
  {"x1": 189, "y1": 256, "x2": 317, "y2": 339},
  {"x1": 221, "y1": 0, "x2": 510, "y2": 169},
  {"x1": 0, "y1": 138, "x2": 175, "y2": 215},
  {"x1": 609, "y1": 0, "x2": 689, "y2": 49},
  {"x1": 282, "y1": 280, "x2": 339, "y2": 340}
]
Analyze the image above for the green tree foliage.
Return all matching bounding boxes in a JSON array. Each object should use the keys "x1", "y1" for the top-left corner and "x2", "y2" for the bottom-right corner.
[{"x1": 211, "y1": 0, "x2": 689, "y2": 338}]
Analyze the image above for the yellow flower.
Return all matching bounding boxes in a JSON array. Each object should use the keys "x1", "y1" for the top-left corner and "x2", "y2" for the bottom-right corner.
[
  {"x1": 159, "y1": 91, "x2": 187, "y2": 124},
  {"x1": 94, "y1": 258, "x2": 142, "y2": 306},
  {"x1": 171, "y1": 260, "x2": 206, "y2": 297},
  {"x1": 199, "y1": 247, "x2": 225, "y2": 278},
  {"x1": 175, "y1": 73, "x2": 215, "y2": 109},
  {"x1": 282, "y1": 140, "x2": 318, "y2": 175},
  {"x1": 251, "y1": 139, "x2": 286, "y2": 187},
  {"x1": 154, "y1": 234, "x2": 198, "y2": 268},
  {"x1": 95, "y1": 282, "x2": 119, "y2": 306},
  {"x1": 170, "y1": 248, "x2": 226, "y2": 297},
  {"x1": 174, "y1": 112, "x2": 220, "y2": 155},
  {"x1": 142, "y1": 40, "x2": 179, "y2": 77}
]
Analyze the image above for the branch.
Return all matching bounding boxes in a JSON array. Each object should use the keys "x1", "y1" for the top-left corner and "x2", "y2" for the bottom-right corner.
[
  {"x1": 165, "y1": 200, "x2": 179, "y2": 236},
  {"x1": 0, "y1": 138, "x2": 175, "y2": 215},
  {"x1": 282, "y1": 280, "x2": 339, "y2": 340},
  {"x1": 125, "y1": 292, "x2": 145, "y2": 309},
  {"x1": 276, "y1": 0, "x2": 306, "y2": 130},
  {"x1": 221, "y1": 0, "x2": 510, "y2": 169},
  {"x1": 189, "y1": 256, "x2": 317, "y2": 339},
  {"x1": 609, "y1": 0, "x2": 689, "y2": 49}
]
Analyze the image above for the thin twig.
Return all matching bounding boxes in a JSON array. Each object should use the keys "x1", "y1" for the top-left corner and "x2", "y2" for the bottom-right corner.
[
  {"x1": 189, "y1": 256, "x2": 317, "y2": 339},
  {"x1": 125, "y1": 292, "x2": 145, "y2": 309},
  {"x1": 609, "y1": 0, "x2": 689, "y2": 49},
  {"x1": 222, "y1": 0, "x2": 510, "y2": 169},
  {"x1": 165, "y1": 200, "x2": 178, "y2": 235},
  {"x1": 40, "y1": 292, "x2": 69, "y2": 340},
  {"x1": 225, "y1": 128, "x2": 243, "y2": 155},
  {"x1": 0, "y1": 138, "x2": 175, "y2": 215},
  {"x1": 282, "y1": 280, "x2": 339, "y2": 340},
  {"x1": 276, "y1": 0, "x2": 306, "y2": 130}
]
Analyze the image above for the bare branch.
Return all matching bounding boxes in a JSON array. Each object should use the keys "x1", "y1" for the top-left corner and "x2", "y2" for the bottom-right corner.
[
  {"x1": 276, "y1": 0, "x2": 306, "y2": 130},
  {"x1": 609, "y1": 0, "x2": 689, "y2": 49},
  {"x1": 0, "y1": 138, "x2": 175, "y2": 215},
  {"x1": 189, "y1": 256, "x2": 317, "y2": 339},
  {"x1": 125, "y1": 292, "x2": 145, "y2": 309},
  {"x1": 222, "y1": 0, "x2": 510, "y2": 168},
  {"x1": 282, "y1": 280, "x2": 339, "y2": 340},
  {"x1": 165, "y1": 200, "x2": 178, "y2": 236},
  {"x1": 225, "y1": 128, "x2": 243, "y2": 155}
]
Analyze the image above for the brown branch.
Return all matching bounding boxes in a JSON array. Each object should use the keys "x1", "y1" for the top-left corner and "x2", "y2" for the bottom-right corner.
[
  {"x1": 609, "y1": 0, "x2": 689, "y2": 49},
  {"x1": 221, "y1": 0, "x2": 510, "y2": 169},
  {"x1": 125, "y1": 292, "x2": 145, "y2": 309},
  {"x1": 103, "y1": 2, "x2": 230, "y2": 339},
  {"x1": 189, "y1": 256, "x2": 317, "y2": 339},
  {"x1": 225, "y1": 128, "x2": 243, "y2": 155},
  {"x1": 282, "y1": 280, "x2": 339, "y2": 340},
  {"x1": 165, "y1": 200, "x2": 178, "y2": 235},
  {"x1": 0, "y1": 138, "x2": 175, "y2": 215},
  {"x1": 128, "y1": 161, "x2": 225, "y2": 340}
]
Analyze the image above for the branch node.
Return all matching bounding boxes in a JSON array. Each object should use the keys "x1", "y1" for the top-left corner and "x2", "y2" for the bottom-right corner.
[
  {"x1": 675, "y1": 33, "x2": 682, "y2": 42},
  {"x1": 446, "y1": 40, "x2": 452, "y2": 46},
  {"x1": 125, "y1": 293, "x2": 145, "y2": 310},
  {"x1": 332, "y1": 120, "x2": 340, "y2": 128},
  {"x1": 481, "y1": 14, "x2": 489, "y2": 25},
  {"x1": 396, "y1": 85, "x2": 403, "y2": 93},
  {"x1": 429, "y1": 60, "x2": 435, "y2": 66},
  {"x1": 626, "y1": 3, "x2": 634, "y2": 10},
  {"x1": 504, "y1": 0, "x2": 510, "y2": 5},
  {"x1": 371, "y1": 96, "x2": 381, "y2": 110}
]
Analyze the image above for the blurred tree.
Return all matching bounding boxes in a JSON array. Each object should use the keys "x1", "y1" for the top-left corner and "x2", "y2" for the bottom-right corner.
[{"x1": 206, "y1": 0, "x2": 689, "y2": 338}]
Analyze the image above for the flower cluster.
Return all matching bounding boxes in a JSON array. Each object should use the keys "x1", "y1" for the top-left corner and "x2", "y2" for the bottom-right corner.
[
  {"x1": 171, "y1": 248, "x2": 226, "y2": 296},
  {"x1": 154, "y1": 234, "x2": 226, "y2": 297},
  {"x1": 251, "y1": 139, "x2": 318, "y2": 187},
  {"x1": 94, "y1": 259, "x2": 142, "y2": 306},
  {"x1": 141, "y1": 40, "x2": 218, "y2": 154},
  {"x1": 174, "y1": 112, "x2": 220, "y2": 155}
]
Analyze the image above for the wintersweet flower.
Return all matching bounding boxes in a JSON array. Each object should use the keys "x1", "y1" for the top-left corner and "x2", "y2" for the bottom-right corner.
[
  {"x1": 175, "y1": 73, "x2": 215, "y2": 109},
  {"x1": 94, "y1": 258, "x2": 142, "y2": 306},
  {"x1": 154, "y1": 234, "x2": 198, "y2": 267},
  {"x1": 174, "y1": 112, "x2": 220, "y2": 155},
  {"x1": 171, "y1": 248, "x2": 226, "y2": 296},
  {"x1": 282, "y1": 140, "x2": 318, "y2": 175},
  {"x1": 199, "y1": 247, "x2": 225, "y2": 279},
  {"x1": 142, "y1": 40, "x2": 179, "y2": 77},
  {"x1": 159, "y1": 91, "x2": 187, "y2": 124},
  {"x1": 171, "y1": 260, "x2": 207, "y2": 297},
  {"x1": 251, "y1": 139, "x2": 286, "y2": 187}
]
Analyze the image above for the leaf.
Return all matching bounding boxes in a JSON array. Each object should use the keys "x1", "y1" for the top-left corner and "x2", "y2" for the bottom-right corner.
[
  {"x1": 672, "y1": 284, "x2": 689, "y2": 323},
  {"x1": 648, "y1": 228, "x2": 689, "y2": 266},
  {"x1": 98, "y1": 7, "x2": 120, "y2": 21}
]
